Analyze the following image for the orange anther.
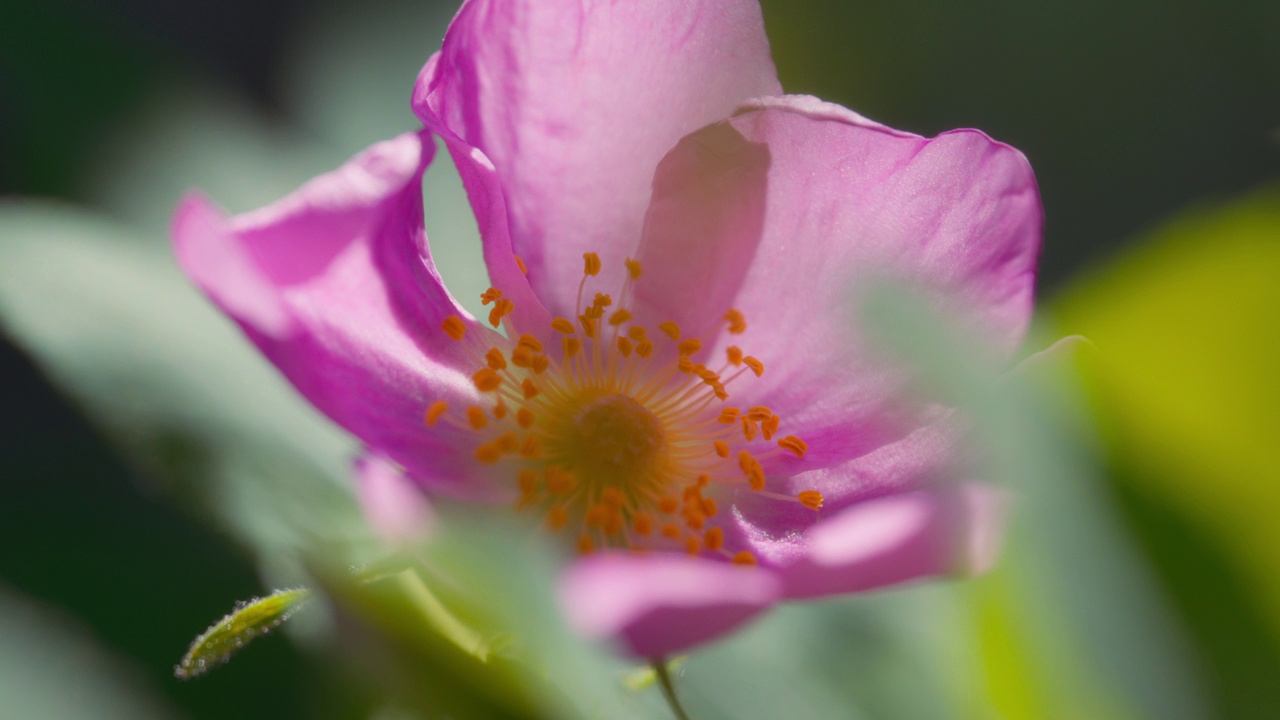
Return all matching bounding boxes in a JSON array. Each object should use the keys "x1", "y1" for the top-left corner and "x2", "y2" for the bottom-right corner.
[
  {"x1": 726, "y1": 346, "x2": 744, "y2": 365},
  {"x1": 747, "y1": 406, "x2": 772, "y2": 421},
  {"x1": 798, "y1": 490, "x2": 824, "y2": 511},
  {"x1": 718, "y1": 408, "x2": 741, "y2": 424},
  {"x1": 488, "y1": 297, "x2": 514, "y2": 328},
  {"x1": 485, "y1": 347, "x2": 507, "y2": 370},
  {"x1": 517, "y1": 334, "x2": 543, "y2": 352},
  {"x1": 677, "y1": 338, "x2": 702, "y2": 357},
  {"x1": 633, "y1": 513, "x2": 654, "y2": 536},
  {"x1": 704, "y1": 526, "x2": 725, "y2": 551},
  {"x1": 521, "y1": 378, "x2": 540, "y2": 399},
  {"x1": 546, "y1": 466, "x2": 576, "y2": 494},
  {"x1": 778, "y1": 435, "x2": 809, "y2": 458},
  {"x1": 661, "y1": 522, "x2": 682, "y2": 539},
  {"x1": 636, "y1": 340, "x2": 654, "y2": 358},
  {"x1": 741, "y1": 415, "x2": 758, "y2": 441},
  {"x1": 424, "y1": 401, "x2": 449, "y2": 427},
  {"x1": 466, "y1": 406, "x2": 488, "y2": 429},
  {"x1": 659, "y1": 321, "x2": 680, "y2": 341},
  {"x1": 685, "y1": 535, "x2": 702, "y2": 555},
  {"x1": 531, "y1": 354, "x2": 550, "y2": 374},
  {"x1": 658, "y1": 496, "x2": 680, "y2": 514},
  {"x1": 472, "y1": 368, "x2": 502, "y2": 392},
  {"x1": 513, "y1": 254, "x2": 528, "y2": 275},
  {"x1": 551, "y1": 317, "x2": 576, "y2": 334},
  {"x1": 762, "y1": 414, "x2": 780, "y2": 440},
  {"x1": 480, "y1": 287, "x2": 503, "y2": 306},
  {"x1": 617, "y1": 336, "x2": 634, "y2": 357},
  {"x1": 677, "y1": 356, "x2": 694, "y2": 374},
  {"x1": 546, "y1": 505, "x2": 569, "y2": 531},
  {"x1": 562, "y1": 336, "x2": 582, "y2": 358},
  {"x1": 739, "y1": 451, "x2": 766, "y2": 491},
  {"x1": 743, "y1": 356, "x2": 764, "y2": 377},
  {"x1": 475, "y1": 444, "x2": 501, "y2": 463},
  {"x1": 684, "y1": 510, "x2": 706, "y2": 530},
  {"x1": 577, "y1": 534, "x2": 596, "y2": 555},
  {"x1": 602, "y1": 487, "x2": 626, "y2": 508},
  {"x1": 583, "y1": 252, "x2": 602, "y2": 277},
  {"x1": 517, "y1": 469, "x2": 538, "y2": 495},
  {"x1": 731, "y1": 551, "x2": 757, "y2": 565},
  {"x1": 585, "y1": 504, "x2": 608, "y2": 529},
  {"x1": 627, "y1": 325, "x2": 648, "y2": 341},
  {"x1": 608, "y1": 308, "x2": 632, "y2": 326},
  {"x1": 591, "y1": 292, "x2": 612, "y2": 309},
  {"x1": 714, "y1": 440, "x2": 730, "y2": 458},
  {"x1": 516, "y1": 407, "x2": 535, "y2": 429},
  {"x1": 510, "y1": 345, "x2": 533, "y2": 368},
  {"x1": 701, "y1": 497, "x2": 718, "y2": 518},
  {"x1": 579, "y1": 315, "x2": 597, "y2": 338},
  {"x1": 492, "y1": 401, "x2": 508, "y2": 420},
  {"x1": 696, "y1": 474, "x2": 710, "y2": 488},
  {"x1": 625, "y1": 257, "x2": 643, "y2": 279},
  {"x1": 442, "y1": 315, "x2": 466, "y2": 340},
  {"x1": 724, "y1": 309, "x2": 747, "y2": 334},
  {"x1": 496, "y1": 433, "x2": 519, "y2": 453}
]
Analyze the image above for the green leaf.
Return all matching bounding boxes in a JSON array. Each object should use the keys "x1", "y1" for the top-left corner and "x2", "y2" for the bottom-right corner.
[{"x1": 176, "y1": 588, "x2": 312, "y2": 679}]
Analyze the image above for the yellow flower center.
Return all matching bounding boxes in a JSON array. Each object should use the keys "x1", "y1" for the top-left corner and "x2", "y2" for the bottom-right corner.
[{"x1": 428, "y1": 252, "x2": 820, "y2": 561}]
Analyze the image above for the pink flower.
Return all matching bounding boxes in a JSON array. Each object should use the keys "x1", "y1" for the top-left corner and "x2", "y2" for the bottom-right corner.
[{"x1": 172, "y1": 0, "x2": 1040, "y2": 657}]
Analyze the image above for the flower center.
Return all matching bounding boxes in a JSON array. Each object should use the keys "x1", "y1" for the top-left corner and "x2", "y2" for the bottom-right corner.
[
  {"x1": 427, "y1": 252, "x2": 821, "y2": 562},
  {"x1": 561, "y1": 394, "x2": 665, "y2": 481}
]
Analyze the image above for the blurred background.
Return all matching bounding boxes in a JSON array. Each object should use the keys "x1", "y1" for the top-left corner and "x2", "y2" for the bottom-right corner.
[{"x1": 1, "y1": 0, "x2": 1277, "y2": 718}]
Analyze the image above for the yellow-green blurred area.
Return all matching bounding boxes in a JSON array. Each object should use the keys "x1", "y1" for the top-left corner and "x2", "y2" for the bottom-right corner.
[{"x1": 1, "y1": 0, "x2": 1277, "y2": 719}]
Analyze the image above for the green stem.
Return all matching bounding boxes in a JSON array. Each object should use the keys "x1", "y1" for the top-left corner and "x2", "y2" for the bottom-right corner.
[{"x1": 651, "y1": 657, "x2": 693, "y2": 720}]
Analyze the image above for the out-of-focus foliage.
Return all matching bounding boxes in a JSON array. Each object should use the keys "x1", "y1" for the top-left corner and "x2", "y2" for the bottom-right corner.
[
  {"x1": 1, "y1": 0, "x2": 1277, "y2": 718},
  {"x1": 177, "y1": 588, "x2": 313, "y2": 679},
  {"x1": 1054, "y1": 187, "x2": 1280, "y2": 718}
]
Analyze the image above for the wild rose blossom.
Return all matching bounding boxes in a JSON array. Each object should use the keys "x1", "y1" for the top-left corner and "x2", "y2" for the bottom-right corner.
[{"x1": 173, "y1": 0, "x2": 1040, "y2": 657}]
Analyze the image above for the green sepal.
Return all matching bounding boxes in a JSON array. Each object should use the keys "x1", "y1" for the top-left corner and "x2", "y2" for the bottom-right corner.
[{"x1": 175, "y1": 588, "x2": 312, "y2": 679}]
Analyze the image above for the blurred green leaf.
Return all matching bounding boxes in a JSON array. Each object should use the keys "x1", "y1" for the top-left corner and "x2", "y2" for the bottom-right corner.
[
  {"x1": 177, "y1": 588, "x2": 313, "y2": 679},
  {"x1": 1053, "y1": 185, "x2": 1280, "y2": 718},
  {"x1": 855, "y1": 283, "x2": 1208, "y2": 720}
]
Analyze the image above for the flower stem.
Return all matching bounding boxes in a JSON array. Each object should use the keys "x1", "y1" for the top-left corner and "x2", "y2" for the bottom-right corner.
[{"x1": 651, "y1": 657, "x2": 693, "y2": 720}]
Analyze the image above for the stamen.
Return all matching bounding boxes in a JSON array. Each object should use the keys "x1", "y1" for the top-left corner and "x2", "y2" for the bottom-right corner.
[
  {"x1": 480, "y1": 288, "x2": 503, "y2": 305},
  {"x1": 677, "y1": 338, "x2": 702, "y2": 357},
  {"x1": 521, "y1": 378, "x2": 540, "y2": 399},
  {"x1": 516, "y1": 407, "x2": 535, "y2": 429},
  {"x1": 625, "y1": 257, "x2": 643, "y2": 279},
  {"x1": 726, "y1": 346, "x2": 743, "y2": 365},
  {"x1": 485, "y1": 348, "x2": 507, "y2": 370},
  {"x1": 797, "y1": 490, "x2": 824, "y2": 511},
  {"x1": 714, "y1": 440, "x2": 730, "y2": 457},
  {"x1": 466, "y1": 406, "x2": 488, "y2": 430},
  {"x1": 608, "y1": 308, "x2": 632, "y2": 326},
  {"x1": 551, "y1": 317, "x2": 576, "y2": 334},
  {"x1": 704, "y1": 527, "x2": 725, "y2": 551},
  {"x1": 659, "y1": 321, "x2": 680, "y2": 341},
  {"x1": 724, "y1": 309, "x2": 747, "y2": 334},
  {"x1": 583, "y1": 252, "x2": 602, "y2": 277},
  {"x1": 513, "y1": 255, "x2": 528, "y2": 275},
  {"x1": 743, "y1": 356, "x2": 764, "y2": 377},
  {"x1": 718, "y1": 408, "x2": 741, "y2": 424},
  {"x1": 731, "y1": 551, "x2": 757, "y2": 565},
  {"x1": 473, "y1": 368, "x2": 502, "y2": 392},
  {"x1": 424, "y1": 400, "x2": 449, "y2": 426},
  {"x1": 442, "y1": 315, "x2": 467, "y2": 340},
  {"x1": 778, "y1": 435, "x2": 808, "y2": 457}
]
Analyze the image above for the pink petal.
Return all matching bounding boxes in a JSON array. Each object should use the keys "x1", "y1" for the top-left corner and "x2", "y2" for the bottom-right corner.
[
  {"x1": 356, "y1": 453, "x2": 435, "y2": 546},
  {"x1": 779, "y1": 483, "x2": 1007, "y2": 599},
  {"x1": 414, "y1": 0, "x2": 781, "y2": 318},
  {"x1": 172, "y1": 132, "x2": 497, "y2": 498},
  {"x1": 632, "y1": 96, "x2": 1042, "y2": 472},
  {"x1": 560, "y1": 553, "x2": 781, "y2": 658},
  {"x1": 726, "y1": 413, "x2": 960, "y2": 565}
]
